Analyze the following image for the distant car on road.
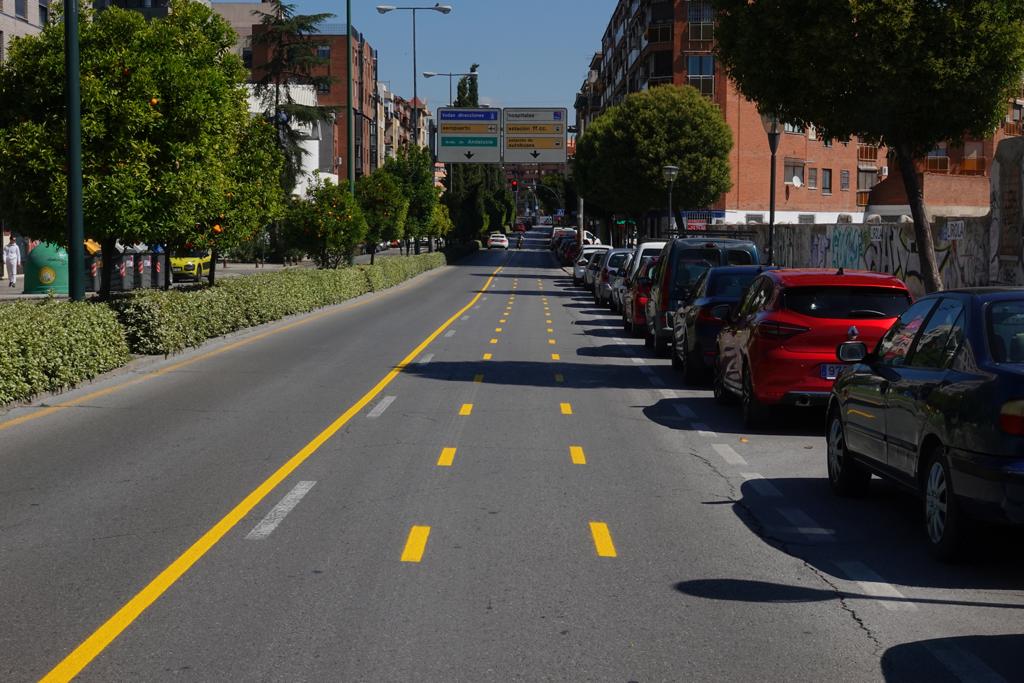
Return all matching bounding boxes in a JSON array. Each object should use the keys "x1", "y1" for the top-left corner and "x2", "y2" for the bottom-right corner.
[
  {"x1": 715, "y1": 268, "x2": 912, "y2": 427},
  {"x1": 827, "y1": 288, "x2": 1024, "y2": 560},
  {"x1": 487, "y1": 233, "x2": 509, "y2": 250}
]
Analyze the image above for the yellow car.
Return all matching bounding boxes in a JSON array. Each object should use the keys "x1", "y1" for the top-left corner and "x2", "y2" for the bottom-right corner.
[{"x1": 170, "y1": 249, "x2": 211, "y2": 282}]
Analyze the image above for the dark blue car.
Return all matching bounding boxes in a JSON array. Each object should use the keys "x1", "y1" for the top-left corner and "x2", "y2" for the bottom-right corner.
[
  {"x1": 670, "y1": 265, "x2": 777, "y2": 383},
  {"x1": 826, "y1": 288, "x2": 1024, "y2": 560}
]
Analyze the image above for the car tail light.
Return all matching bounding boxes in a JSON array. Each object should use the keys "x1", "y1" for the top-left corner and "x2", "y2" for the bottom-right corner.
[
  {"x1": 755, "y1": 321, "x2": 810, "y2": 339},
  {"x1": 637, "y1": 296, "x2": 649, "y2": 306},
  {"x1": 697, "y1": 306, "x2": 718, "y2": 323},
  {"x1": 999, "y1": 401, "x2": 1024, "y2": 435}
]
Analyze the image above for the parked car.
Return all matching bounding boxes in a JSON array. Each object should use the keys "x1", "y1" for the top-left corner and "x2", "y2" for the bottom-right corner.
[
  {"x1": 487, "y1": 233, "x2": 509, "y2": 250},
  {"x1": 622, "y1": 257, "x2": 659, "y2": 336},
  {"x1": 826, "y1": 288, "x2": 1024, "y2": 559},
  {"x1": 672, "y1": 265, "x2": 778, "y2": 383},
  {"x1": 646, "y1": 238, "x2": 760, "y2": 355},
  {"x1": 550, "y1": 228, "x2": 575, "y2": 250},
  {"x1": 512, "y1": 222, "x2": 527, "y2": 233},
  {"x1": 715, "y1": 269, "x2": 912, "y2": 427},
  {"x1": 609, "y1": 252, "x2": 635, "y2": 314},
  {"x1": 170, "y1": 248, "x2": 212, "y2": 282},
  {"x1": 595, "y1": 248, "x2": 632, "y2": 306},
  {"x1": 573, "y1": 246, "x2": 609, "y2": 285},
  {"x1": 583, "y1": 251, "x2": 605, "y2": 292}
]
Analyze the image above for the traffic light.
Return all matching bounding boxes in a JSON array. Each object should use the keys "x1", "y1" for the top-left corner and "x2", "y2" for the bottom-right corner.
[{"x1": 511, "y1": 180, "x2": 518, "y2": 190}]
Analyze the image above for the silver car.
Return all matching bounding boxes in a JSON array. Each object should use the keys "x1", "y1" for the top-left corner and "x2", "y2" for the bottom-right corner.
[
  {"x1": 595, "y1": 248, "x2": 632, "y2": 306},
  {"x1": 609, "y1": 252, "x2": 634, "y2": 313},
  {"x1": 573, "y1": 246, "x2": 608, "y2": 285},
  {"x1": 583, "y1": 251, "x2": 605, "y2": 291}
]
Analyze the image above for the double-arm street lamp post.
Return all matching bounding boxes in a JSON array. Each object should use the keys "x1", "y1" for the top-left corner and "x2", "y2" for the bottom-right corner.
[
  {"x1": 662, "y1": 165, "x2": 679, "y2": 238},
  {"x1": 423, "y1": 70, "x2": 477, "y2": 106},
  {"x1": 760, "y1": 111, "x2": 782, "y2": 265},
  {"x1": 376, "y1": 4, "x2": 452, "y2": 145}
]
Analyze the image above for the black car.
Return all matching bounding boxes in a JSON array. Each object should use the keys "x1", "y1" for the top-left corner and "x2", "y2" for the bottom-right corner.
[
  {"x1": 671, "y1": 265, "x2": 777, "y2": 383},
  {"x1": 826, "y1": 288, "x2": 1024, "y2": 560}
]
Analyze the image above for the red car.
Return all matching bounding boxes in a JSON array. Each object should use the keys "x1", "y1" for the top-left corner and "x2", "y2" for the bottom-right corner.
[
  {"x1": 714, "y1": 269, "x2": 912, "y2": 427},
  {"x1": 512, "y1": 222, "x2": 527, "y2": 233},
  {"x1": 622, "y1": 256, "x2": 659, "y2": 336}
]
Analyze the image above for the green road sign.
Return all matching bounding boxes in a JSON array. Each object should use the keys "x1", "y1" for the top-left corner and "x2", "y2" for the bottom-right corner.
[{"x1": 441, "y1": 137, "x2": 499, "y2": 147}]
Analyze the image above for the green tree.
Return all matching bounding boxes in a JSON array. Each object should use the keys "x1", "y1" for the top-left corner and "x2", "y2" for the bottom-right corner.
[
  {"x1": 284, "y1": 177, "x2": 368, "y2": 269},
  {"x1": 251, "y1": 0, "x2": 335, "y2": 195},
  {"x1": 714, "y1": 0, "x2": 1024, "y2": 292},
  {"x1": 0, "y1": 0, "x2": 257, "y2": 295},
  {"x1": 429, "y1": 201, "x2": 454, "y2": 241},
  {"x1": 384, "y1": 145, "x2": 437, "y2": 254},
  {"x1": 356, "y1": 170, "x2": 408, "y2": 264},
  {"x1": 574, "y1": 86, "x2": 733, "y2": 232}
]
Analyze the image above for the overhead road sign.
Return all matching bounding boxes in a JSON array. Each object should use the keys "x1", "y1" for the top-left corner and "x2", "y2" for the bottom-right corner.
[
  {"x1": 502, "y1": 108, "x2": 568, "y2": 164},
  {"x1": 436, "y1": 108, "x2": 501, "y2": 163}
]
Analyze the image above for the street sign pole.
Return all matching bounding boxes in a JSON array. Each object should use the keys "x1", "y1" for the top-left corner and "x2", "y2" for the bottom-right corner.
[
  {"x1": 346, "y1": 0, "x2": 355, "y2": 194},
  {"x1": 65, "y1": 0, "x2": 85, "y2": 301}
]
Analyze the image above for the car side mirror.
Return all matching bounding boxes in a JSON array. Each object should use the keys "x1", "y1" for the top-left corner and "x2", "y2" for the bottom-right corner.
[
  {"x1": 837, "y1": 341, "x2": 868, "y2": 363},
  {"x1": 710, "y1": 303, "x2": 733, "y2": 322}
]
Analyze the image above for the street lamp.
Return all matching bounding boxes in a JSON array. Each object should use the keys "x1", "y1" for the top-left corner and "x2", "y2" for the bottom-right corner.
[
  {"x1": 760, "y1": 110, "x2": 782, "y2": 265},
  {"x1": 663, "y1": 165, "x2": 679, "y2": 238},
  {"x1": 377, "y1": 4, "x2": 453, "y2": 145},
  {"x1": 423, "y1": 69, "x2": 478, "y2": 106}
]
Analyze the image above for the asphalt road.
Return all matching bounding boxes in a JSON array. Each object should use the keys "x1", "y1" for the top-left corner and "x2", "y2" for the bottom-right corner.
[{"x1": 2, "y1": 229, "x2": 1023, "y2": 682}]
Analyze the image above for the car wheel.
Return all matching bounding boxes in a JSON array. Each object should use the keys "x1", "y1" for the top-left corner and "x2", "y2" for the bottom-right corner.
[
  {"x1": 713, "y1": 362, "x2": 732, "y2": 404},
  {"x1": 826, "y1": 410, "x2": 871, "y2": 496},
  {"x1": 741, "y1": 366, "x2": 767, "y2": 428},
  {"x1": 923, "y1": 449, "x2": 967, "y2": 561}
]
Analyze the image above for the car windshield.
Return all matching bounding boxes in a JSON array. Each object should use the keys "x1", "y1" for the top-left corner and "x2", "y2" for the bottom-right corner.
[
  {"x1": 783, "y1": 286, "x2": 911, "y2": 319},
  {"x1": 680, "y1": 248, "x2": 722, "y2": 265},
  {"x1": 607, "y1": 253, "x2": 627, "y2": 269},
  {"x1": 174, "y1": 249, "x2": 207, "y2": 258},
  {"x1": 708, "y1": 271, "x2": 761, "y2": 298},
  {"x1": 673, "y1": 258, "x2": 712, "y2": 291},
  {"x1": 988, "y1": 300, "x2": 1024, "y2": 362}
]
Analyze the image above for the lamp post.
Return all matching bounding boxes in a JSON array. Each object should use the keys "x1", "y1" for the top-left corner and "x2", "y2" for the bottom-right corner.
[
  {"x1": 377, "y1": 4, "x2": 452, "y2": 145},
  {"x1": 760, "y1": 110, "x2": 782, "y2": 265},
  {"x1": 423, "y1": 70, "x2": 477, "y2": 106},
  {"x1": 65, "y1": 0, "x2": 84, "y2": 300},
  {"x1": 346, "y1": 0, "x2": 354, "y2": 194},
  {"x1": 662, "y1": 165, "x2": 679, "y2": 238}
]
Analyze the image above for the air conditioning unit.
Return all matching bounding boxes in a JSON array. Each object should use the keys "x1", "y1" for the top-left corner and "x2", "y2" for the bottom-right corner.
[{"x1": 880, "y1": 166, "x2": 889, "y2": 177}]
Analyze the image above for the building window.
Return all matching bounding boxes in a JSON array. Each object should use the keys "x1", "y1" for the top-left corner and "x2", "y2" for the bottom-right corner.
[
  {"x1": 962, "y1": 140, "x2": 985, "y2": 175},
  {"x1": 316, "y1": 80, "x2": 330, "y2": 93},
  {"x1": 822, "y1": 168, "x2": 833, "y2": 194},
  {"x1": 840, "y1": 169, "x2": 850, "y2": 191},
  {"x1": 823, "y1": 138, "x2": 833, "y2": 148},
  {"x1": 317, "y1": 45, "x2": 330, "y2": 60},
  {"x1": 927, "y1": 142, "x2": 949, "y2": 172},
  {"x1": 784, "y1": 160, "x2": 805, "y2": 185},
  {"x1": 688, "y1": 0, "x2": 714, "y2": 23},
  {"x1": 745, "y1": 213, "x2": 765, "y2": 224},
  {"x1": 807, "y1": 168, "x2": 818, "y2": 190},
  {"x1": 686, "y1": 55, "x2": 714, "y2": 97},
  {"x1": 784, "y1": 121, "x2": 805, "y2": 134},
  {"x1": 647, "y1": 24, "x2": 672, "y2": 43},
  {"x1": 38, "y1": 0, "x2": 47, "y2": 24},
  {"x1": 15, "y1": 0, "x2": 27, "y2": 19},
  {"x1": 798, "y1": 214, "x2": 816, "y2": 224}
]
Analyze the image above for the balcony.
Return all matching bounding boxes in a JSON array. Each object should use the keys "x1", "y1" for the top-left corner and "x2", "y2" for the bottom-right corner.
[
  {"x1": 960, "y1": 157, "x2": 987, "y2": 176},
  {"x1": 857, "y1": 145, "x2": 879, "y2": 163},
  {"x1": 926, "y1": 156, "x2": 950, "y2": 173}
]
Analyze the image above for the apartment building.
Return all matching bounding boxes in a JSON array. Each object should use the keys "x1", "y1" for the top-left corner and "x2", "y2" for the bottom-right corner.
[
  {"x1": 575, "y1": 0, "x2": 869, "y2": 225},
  {"x1": 0, "y1": 0, "x2": 47, "y2": 64},
  {"x1": 94, "y1": 0, "x2": 210, "y2": 20}
]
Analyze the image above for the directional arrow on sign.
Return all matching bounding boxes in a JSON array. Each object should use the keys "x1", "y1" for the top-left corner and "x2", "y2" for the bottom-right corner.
[
  {"x1": 530, "y1": 151, "x2": 541, "y2": 159},
  {"x1": 465, "y1": 151, "x2": 475, "y2": 159}
]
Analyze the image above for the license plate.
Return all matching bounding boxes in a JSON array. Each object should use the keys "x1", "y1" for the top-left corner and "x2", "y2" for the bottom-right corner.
[{"x1": 820, "y1": 364, "x2": 845, "y2": 380}]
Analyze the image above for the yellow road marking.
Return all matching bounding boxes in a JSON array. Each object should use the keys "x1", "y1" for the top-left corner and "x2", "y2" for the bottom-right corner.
[
  {"x1": 500, "y1": 319, "x2": 507, "y2": 323},
  {"x1": 589, "y1": 522, "x2": 617, "y2": 557},
  {"x1": 39, "y1": 264, "x2": 505, "y2": 683},
  {"x1": 570, "y1": 445, "x2": 587, "y2": 464},
  {"x1": 554, "y1": 373, "x2": 564, "y2": 383},
  {"x1": 474, "y1": 374, "x2": 485, "y2": 383},
  {"x1": 401, "y1": 525, "x2": 431, "y2": 562},
  {"x1": 490, "y1": 338, "x2": 498, "y2": 344},
  {"x1": 551, "y1": 353, "x2": 561, "y2": 361},
  {"x1": 548, "y1": 339, "x2": 557, "y2": 345},
  {"x1": 546, "y1": 319, "x2": 553, "y2": 324},
  {"x1": 547, "y1": 328, "x2": 554, "y2": 333},
  {"x1": 495, "y1": 328, "x2": 503, "y2": 333},
  {"x1": 459, "y1": 404, "x2": 473, "y2": 416},
  {"x1": 483, "y1": 353, "x2": 493, "y2": 360},
  {"x1": 560, "y1": 403, "x2": 573, "y2": 415},
  {"x1": 437, "y1": 447, "x2": 457, "y2": 466}
]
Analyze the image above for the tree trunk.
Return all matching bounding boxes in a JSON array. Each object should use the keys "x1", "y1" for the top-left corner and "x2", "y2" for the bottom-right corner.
[
  {"x1": 100, "y1": 237, "x2": 116, "y2": 299},
  {"x1": 164, "y1": 250, "x2": 171, "y2": 290},
  {"x1": 895, "y1": 143, "x2": 943, "y2": 293},
  {"x1": 414, "y1": 236, "x2": 421, "y2": 255},
  {"x1": 427, "y1": 237, "x2": 434, "y2": 253},
  {"x1": 370, "y1": 244, "x2": 376, "y2": 265},
  {"x1": 207, "y1": 247, "x2": 217, "y2": 286}
]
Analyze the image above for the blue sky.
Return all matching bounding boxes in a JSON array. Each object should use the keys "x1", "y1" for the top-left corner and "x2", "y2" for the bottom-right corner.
[{"x1": 295, "y1": 0, "x2": 618, "y2": 117}]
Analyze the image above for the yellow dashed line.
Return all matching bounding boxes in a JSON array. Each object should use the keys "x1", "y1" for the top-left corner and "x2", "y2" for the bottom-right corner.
[
  {"x1": 401, "y1": 526, "x2": 431, "y2": 562},
  {"x1": 437, "y1": 447, "x2": 458, "y2": 466},
  {"x1": 551, "y1": 353, "x2": 561, "y2": 361},
  {"x1": 459, "y1": 404, "x2": 473, "y2": 416},
  {"x1": 547, "y1": 328, "x2": 554, "y2": 333},
  {"x1": 496, "y1": 328, "x2": 503, "y2": 333},
  {"x1": 490, "y1": 339, "x2": 498, "y2": 345},
  {"x1": 548, "y1": 339, "x2": 557, "y2": 345},
  {"x1": 546, "y1": 319, "x2": 553, "y2": 324},
  {"x1": 589, "y1": 522, "x2": 617, "y2": 557},
  {"x1": 483, "y1": 353, "x2": 493, "y2": 360},
  {"x1": 560, "y1": 403, "x2": 573, "y2": 415},
  {"x1": 570, "y1": 445, "x2": 587, "y2": 464}
]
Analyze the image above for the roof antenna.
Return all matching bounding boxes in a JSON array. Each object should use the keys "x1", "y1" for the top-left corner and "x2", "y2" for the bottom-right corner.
[{"x1": 836, "y1": 267, "x2": 845, "y2": 276}]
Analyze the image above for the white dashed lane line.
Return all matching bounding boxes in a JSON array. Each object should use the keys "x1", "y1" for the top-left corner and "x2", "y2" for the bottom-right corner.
[
  {"x1": 631, "y1": 357, "x2": 646, "y2": 364},
  {"x1": 741, "y1": 473, "x2": 782, "y2": 497},
  {"x1": 245, "y1": 481, "x2": 317, "y2": 540},
  {"x1": 444, "y1": 330, "x2": 456, "y2": 338},
  {"x1": 777, "y1": 508, "x2": 836, "y2": 543},
  {"x1": 418, "y1": 353, "x2": 434, "y2": 365},
  {"x1": 834, "y1": 561, "x2": 918, "y2": 611},
  {"x1": 711, "y1": 443, "x2": 748, "y2": 466},
  {"x1": 673, "y1": 404, "x2": 697, "y2": 420},
  {"x1": 693, "y1": 423, "x2": 717, "y2": 438},
  {"x1": 367, "y1": 395, "x2": 397, "y2": 419},
  {"x1": 924, "y1": 642, "x2": 1007, "y2": 683}
]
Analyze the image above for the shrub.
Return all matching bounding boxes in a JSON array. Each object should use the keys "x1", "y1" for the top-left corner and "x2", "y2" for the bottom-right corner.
[{"x1": 0, "y1": 299, "x2": 130, "y2": 405}]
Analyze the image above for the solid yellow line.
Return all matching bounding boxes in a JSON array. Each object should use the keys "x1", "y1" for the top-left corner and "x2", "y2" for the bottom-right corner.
[
  {"x1": 551, "y1": 353, "x2": 561, "y2": 361},
  {"x1": 482, "y1": 353, "x2": 493, "y2": 361},
  {"x1": 437, "y1": 447, "x2": 457, "y2": 467},
  {"x1": 560, "y1": 402, "x2": 573, "y2": 415},
  {"x1": 570, "y1": 445, "x2": 587, "y2": 464},
  {"x1": 590, "y1": 522, "x2": 617, "y2": 557},
  {"x1": 459, "y1": 404, "x2": 473, "y2": 416},
  {"x1": 401, "y1": 525, "x2": 431, "y2": 562},
  {"x1": 39, "y1": 264, "x2": 504, "y2": 683}
]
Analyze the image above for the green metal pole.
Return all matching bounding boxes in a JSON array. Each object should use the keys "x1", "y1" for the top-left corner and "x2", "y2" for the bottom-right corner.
[
  {"x1": 65, "y1": 0, "x2": 85, "y2": 299},
  {"x1": 346, "y1": 0, "x2": 355, "y2": 194}
]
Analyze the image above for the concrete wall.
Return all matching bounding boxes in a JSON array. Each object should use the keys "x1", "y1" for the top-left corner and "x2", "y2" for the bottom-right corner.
[{"x1": 989, "y1": 137, "x2": 1024, "y2": 287}]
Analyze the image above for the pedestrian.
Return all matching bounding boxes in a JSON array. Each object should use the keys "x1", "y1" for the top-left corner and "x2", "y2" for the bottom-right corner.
[{"x1": 4, "y1": 236, "x2": 20, "y2": 288}]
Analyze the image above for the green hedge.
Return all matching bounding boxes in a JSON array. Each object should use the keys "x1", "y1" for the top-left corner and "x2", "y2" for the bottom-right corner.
[
  {"x1": 112, "y1": 253, "x2": 450, "y2": 356},
  {"x1": 0, "y1": 300, "x2": 130, "y2": 405}
]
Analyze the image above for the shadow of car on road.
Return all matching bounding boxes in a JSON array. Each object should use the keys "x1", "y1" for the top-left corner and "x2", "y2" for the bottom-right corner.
[{"x1": 401, "y1": 360, "x2": 665, "y2": 391}]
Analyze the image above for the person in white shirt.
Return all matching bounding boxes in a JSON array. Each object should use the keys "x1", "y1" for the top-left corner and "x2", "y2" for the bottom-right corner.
[{"x1": 4, "y1": 236, "x2": 21, "y2": 287}]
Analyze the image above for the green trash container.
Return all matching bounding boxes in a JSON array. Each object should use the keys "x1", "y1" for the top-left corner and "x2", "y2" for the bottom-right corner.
[{"x1": 24, "y1": 242, "x2": 69, "y2": 295}]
